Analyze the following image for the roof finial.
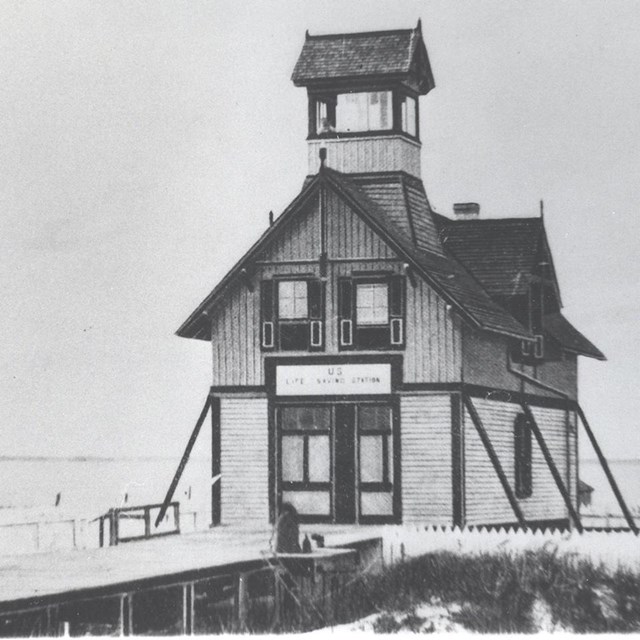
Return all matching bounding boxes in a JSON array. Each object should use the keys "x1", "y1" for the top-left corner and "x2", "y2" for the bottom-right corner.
[
  {"x1": 539, "y1": 199, "x2": 544, "y2": 219},
  {"x1": 416, "y1": 18, "x2": 422, "y2": 32},
  {"x1": 269, "y1": 210, "x2": 274, "y2": 225},
  {"x1": 305, "y1": 29, "x2": 310, "y2": 40}
]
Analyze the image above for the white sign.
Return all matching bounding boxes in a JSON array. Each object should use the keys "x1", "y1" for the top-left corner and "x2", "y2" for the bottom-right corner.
[{"x1": 276, "y1": 363, "x2": 392, "y2": 396}]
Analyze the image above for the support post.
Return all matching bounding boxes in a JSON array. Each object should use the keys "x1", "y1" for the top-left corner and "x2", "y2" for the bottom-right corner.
[
  {"x1": 119, "y1": 594, "x2": 132, "y2": 636},
  {"x1": 462, "y1": 394, "x2": 527, "y2": 528},
  {"x1": 451, "y1": 393, "x2": 464, "y2": 527},
  {"x1": 521, "y1": 402, "x2": 583, "y2": 532},
  {"x1": 576, "y1": 404, "x2": 638, "y2": 534},
  {"x1": 236, "y1": 573, "x2": 248, "y2": 632},
  {"x1": 211, "y1": 396, "x2": 221, "y2": 526},
  {"x1": 156, "y1": 395, "x2": 211, "y2": 527},
  {"x1": 182, "y1": 583, "x2": 194, "y2": 635}
]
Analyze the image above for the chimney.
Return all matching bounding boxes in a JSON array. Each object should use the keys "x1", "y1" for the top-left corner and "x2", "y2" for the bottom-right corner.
[{"x1": 453, "y1": 202, "x2": 480, "y2": 220}]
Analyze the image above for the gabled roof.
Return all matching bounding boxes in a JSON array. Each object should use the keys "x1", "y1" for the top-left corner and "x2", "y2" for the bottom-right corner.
[
  {"x1": 291, "y1": 22, "x2": 434, "y2": 94},
  {"x1": 177, "y1": 167, "x2": 532, "y2": 341},
  {"x1": 434, "y1": 215, "x2": 559, "y2": 300},
  {"x1": 544, "y1": 313, "x2": 606, "y2": 360}
]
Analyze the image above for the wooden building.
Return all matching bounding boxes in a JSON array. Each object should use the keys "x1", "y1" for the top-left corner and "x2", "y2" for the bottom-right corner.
[{"x1": 176, "y1": 22, "x2": 612, "y2": 530}]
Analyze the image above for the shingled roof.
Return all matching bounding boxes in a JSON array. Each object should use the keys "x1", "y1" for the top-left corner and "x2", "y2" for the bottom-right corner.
[
  {"x1": 544, "y1": 313, "x2": 605, "y2": 360},
  {"x1": 292, "y1": 22, "x2": 434, "y2": 93},
  {"x1": 434, "y1": 215, "x2": 546, "y2": 298}
]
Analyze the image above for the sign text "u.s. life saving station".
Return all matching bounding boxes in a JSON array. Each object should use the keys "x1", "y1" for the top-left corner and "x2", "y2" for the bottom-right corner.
[{"x1": 275, "y1": 363, "x2": 392, "y2": 396}]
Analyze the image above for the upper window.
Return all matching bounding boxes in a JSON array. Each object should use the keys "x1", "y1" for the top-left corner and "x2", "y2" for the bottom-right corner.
[
  {"x1": 261, "y1": 279, "x2": 324, "y2": 352},
  {"x1": 278, "y1": 281, "x2": 308, "y2": 319},
  {"x1": 338, "y1": 276, "x2": 405, "y2": 350},
  {"x1": 336, "y1": 92, "x2": 392, "y2": 133},
  {"x1": 356, "y1": 283, "x2": 389, "y2": 325},
  {"x1": 400, "y1": 95, "x2": 417, "y2": 137}
]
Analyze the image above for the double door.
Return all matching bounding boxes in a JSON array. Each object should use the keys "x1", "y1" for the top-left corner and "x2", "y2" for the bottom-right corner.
[{"x1": 276, "y1": 401, "x2": 397, "y2": 523}]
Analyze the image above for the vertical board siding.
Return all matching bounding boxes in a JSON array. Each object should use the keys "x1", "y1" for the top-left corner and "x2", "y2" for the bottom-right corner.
[
  {"x1": 405, "y1": 278, "x2": 461, "y2": 383},
  {"x1": 257, "y1": 195, "x2": 321, "y2": 262},
  {"x1": 219, "y1": 397, "x2": 269, "y2": 524},
  {"x1": 210, "y1": 189, "x2": 462, "y2": 386},
  {"x1": 464, "y1": 399, "x2": 573, "y2": 525},
  {"x1": 307, "y1": 136, "x2": 421, "y2": 177},
  {"x1": 567, "y1": 411, "x2": 578, "y2": 505},
  {"x1": 401, "y1": 394, "x2": 453, "y2": 523},
  {"x1": 325, "y1": 190, "x2": 396, "y2": 260}
]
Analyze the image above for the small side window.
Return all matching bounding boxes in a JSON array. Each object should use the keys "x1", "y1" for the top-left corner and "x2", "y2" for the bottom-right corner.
[
  {"x1": 514, "y1": 414, "x2": 532, "y2": 499},
  {"x1": 400, "y1": 95, "x2": 417, "y2": 137}
]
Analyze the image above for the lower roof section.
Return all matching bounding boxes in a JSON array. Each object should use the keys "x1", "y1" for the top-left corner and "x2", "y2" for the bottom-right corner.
[{"x1": 544, "y1": 313, "x2": 605, "y2": 360}]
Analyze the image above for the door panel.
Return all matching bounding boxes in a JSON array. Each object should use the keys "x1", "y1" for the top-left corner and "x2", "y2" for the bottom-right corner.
[{"x1": 334, "y1": 404, "x2": 356, "y2": 523}]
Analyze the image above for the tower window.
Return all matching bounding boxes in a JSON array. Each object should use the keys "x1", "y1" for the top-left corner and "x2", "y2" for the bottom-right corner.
[
  {"x1": 401, "y1": 95, "x2": 417, "y2": 137},
  {"x1": 336, "y1": 91, "x2": 392, "y2": 133}
]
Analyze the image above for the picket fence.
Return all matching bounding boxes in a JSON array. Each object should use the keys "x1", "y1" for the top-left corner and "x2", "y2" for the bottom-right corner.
[
  {"x1": 3, "y1": 511, "x2": 640, "y2": 572},
  {"x1": 379, "y1": 525, "x2": 640, "y2": 572}
]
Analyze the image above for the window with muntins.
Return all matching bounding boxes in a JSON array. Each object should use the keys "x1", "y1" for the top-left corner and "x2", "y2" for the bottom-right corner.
[
  {"x1": 336, "y1": 91, "x2": 392, "y2": 133},
  {"x1": 338, "y1": 276, "x2": 405, "y2": 350},
  {"x1": 514, "y1": 413, "x2": 533, "y2": 499},
  {"x1": 261, "y1": 279, "x2": 324, "y2": 351}
]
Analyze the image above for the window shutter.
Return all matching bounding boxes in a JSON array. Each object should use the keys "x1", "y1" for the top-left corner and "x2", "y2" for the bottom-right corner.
[
  {"x1": 389, "y1": 276, "x2": 405, "y2": 347},
  {"x1": 308, "y1": 280, "x2": 324, "y2": 351},
  {"x1": 308, "y1": 280, "x2": 323, "y2": 320},
  {"x1": 338, "y1": 278, "x2": 353, "y2": 348},
  {"x1": 260, "y1": 280, "x2": 275, "y2": 350}
]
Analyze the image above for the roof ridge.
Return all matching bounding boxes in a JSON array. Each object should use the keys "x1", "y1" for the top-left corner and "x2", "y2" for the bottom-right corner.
[{"x1": 306, "y1": 27, "x2": 416, "y2": 40}]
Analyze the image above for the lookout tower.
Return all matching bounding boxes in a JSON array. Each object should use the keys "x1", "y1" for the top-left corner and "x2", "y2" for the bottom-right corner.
[{"x1": 292, "y1": 21, "x2": 434, "y2": 177}]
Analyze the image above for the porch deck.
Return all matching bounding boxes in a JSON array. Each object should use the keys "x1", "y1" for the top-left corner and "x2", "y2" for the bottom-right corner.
[{"x1": 0, "y1": 523, "x2": 385, "y2": 611}]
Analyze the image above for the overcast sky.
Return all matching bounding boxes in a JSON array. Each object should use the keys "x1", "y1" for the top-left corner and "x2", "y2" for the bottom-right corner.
[{"x1": 1, "y1": 0, "x2": 639, "y2": 462}]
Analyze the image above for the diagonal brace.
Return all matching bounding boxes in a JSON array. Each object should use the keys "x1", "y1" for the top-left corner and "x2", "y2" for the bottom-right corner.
[
  {"x1": 576, "y1": 404, "x2": 638, "y2": 534},
  {"x1": 155, "y1": 395, "x2": 212, "y2": 527},
  {"x1": 462, "y1": 394, "x2": 527, "y2": 528},
  {"x1": 521, "y1": 402, "x2": 582, "y2": 532}
]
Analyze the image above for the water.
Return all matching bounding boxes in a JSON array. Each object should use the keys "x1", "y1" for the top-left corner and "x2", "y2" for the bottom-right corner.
[
  {"x1": 0, "y1": 456, "x2": 637, "y2": 522},
  {"x1": 0, "y1": 456, "x2": 211, "y2": 520},
  {"x1": 580, "y1": 459, "x2": 640, "y2": 518}
]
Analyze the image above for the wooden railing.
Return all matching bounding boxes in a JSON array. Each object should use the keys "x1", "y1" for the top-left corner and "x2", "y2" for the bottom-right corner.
[{"x1": 98, "y1": 502, "x2": 180, "y2": 547}]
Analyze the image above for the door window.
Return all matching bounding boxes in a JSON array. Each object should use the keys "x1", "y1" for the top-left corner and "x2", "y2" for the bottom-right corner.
[{"x1": 277, "y1": 402, "x2": 395, "y2": 522}]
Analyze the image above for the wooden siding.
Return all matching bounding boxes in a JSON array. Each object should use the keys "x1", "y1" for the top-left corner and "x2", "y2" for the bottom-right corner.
[
  {"x1": 256, "y1": 194, "x2": 321, "y2": 262},
  {"x1": 210, "y1": 189, "x2": 461, "y2": 386},
  {"x1": 568, "y1": 411, "x2": 577, "y2": 506},
  {"x1": 219, "y1": 397, "x2": 269, "y2": 524},
  {"x1": 462, "y1": 326, "x2": 578, "y2": 400},
  {"x1": 405, "y1": 280, "x2": 461, "y2": 383},
  {"x1": 401, "y1": 394, "x2": 453, "y2": 524},
  {"x1": 325, "y1": 190, "x2": 397, "y2": 260},
  {"x1": 464, "y1": 398, "x2": 575, "y2": 525},
  {"x1": 307, "y1": 135, "x2": 422, "y2": 177}
]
